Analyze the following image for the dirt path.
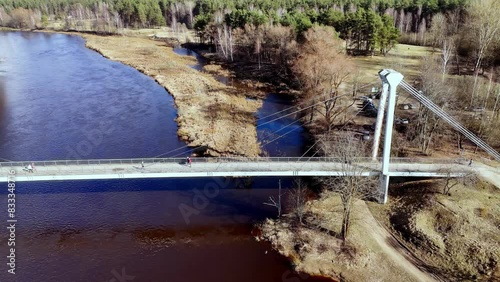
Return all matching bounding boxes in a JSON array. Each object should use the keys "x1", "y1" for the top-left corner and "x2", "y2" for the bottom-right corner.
[
  {"x1": 359, "y1": 202, "x2": 438, "y2": 282},
  {"x1": 474, "y1": 163, "x2": 500, "y2": 188},
  {"x1": 259, "y1": 194, "x2": 441, "y2": 281}
]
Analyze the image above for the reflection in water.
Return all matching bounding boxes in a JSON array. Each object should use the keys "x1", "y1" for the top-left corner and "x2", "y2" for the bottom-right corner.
[
  {"x1": 173, "y1": 47, "x2": 206, "y2": 71},
  {"x1": 0, "y1": 32, "x2": 329, "y2": 282}
]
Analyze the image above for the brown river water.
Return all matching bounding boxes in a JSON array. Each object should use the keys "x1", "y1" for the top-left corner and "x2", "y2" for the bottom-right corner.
[{"x1": 0, "y1": 31, "x2": 333, "y2": 282}]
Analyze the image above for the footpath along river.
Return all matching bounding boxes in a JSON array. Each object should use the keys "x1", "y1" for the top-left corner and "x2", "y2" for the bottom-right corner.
[{"x1": 0, "y1": 31, "x2": 332, "y2": 281}]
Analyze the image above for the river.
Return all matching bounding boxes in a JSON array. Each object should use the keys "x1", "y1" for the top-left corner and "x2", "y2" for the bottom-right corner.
[
  {"x1": 172, "y1": 47, "x2": 307, "y2": 157},
  {"x1": 0, "y1": 31, "x2": 330, "y2": 281}
]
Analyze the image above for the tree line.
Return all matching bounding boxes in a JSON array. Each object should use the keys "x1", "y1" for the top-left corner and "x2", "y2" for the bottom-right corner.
[{"x1": 0, "y1": 0, "x2": 468, "y2": 35}]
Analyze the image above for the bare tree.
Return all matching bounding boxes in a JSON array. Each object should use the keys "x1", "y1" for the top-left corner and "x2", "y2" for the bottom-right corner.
[
  {"x1": 407, "y1": 57, "x2": 451, "y2": 155},
  {"x1": 215, "y1": 23, "x2": 233, "y2": 61},
  {"x1": 467, "y1": 0, "x2": 500, "y2": 101},
  {"x1": 448, "y1": 10, "x2": 463, "y2": 76},
  {"x1": 259, "y1": 25, "x2": 297, "y2": 73},
  {"x1": 234, "y1": 24, "x2": 265, "y2": 68},
  {"x1": 293, "y1": 26, "x2": 356, "y2": 131},
  {"x1": 287, "y1": 179, "x2": 308, "y2": 224},
  {"x1": 93, "y1": 2, "x2": 114, "y2": 33},
  {"x1": 492, "y1": 86, "x2": 500, "y2": 119},
  {"x1": 210, "y1": 10, "x2": 234, "y2": 61},
  {"x1": 429, "y1": 13, "x2": 445, "y2": 48},
  {"x1": 169, "y1": 2, "x2": 182, "y2": 33},
  {"x1": 429, "y1": 13, "x2": 457, "y2": 81},
  {"x1": 320, "y1": 135, "x2": 378, "y2": 241},
  {"x1": 254, "y1": 28, "x2": 263, "y2": 69},
  {"x1": 473, "y1": 71, "x2": 496, "y2": 146},
  {"x1": 264, "y1": 179, "x2": 282, "y2": 217},
  {"x1": 441, "y1": 39, "x2": 454, "y2": 81},
  {"x1": 9, "y1": 8, "x2": 37, "y2": 29},
  {"x1": 184, "y1": 0, "x2": 195, "y2": 28},
  {"x1": 0, "y1": 7, "x2": 11, "y2": 26},
  {"x1": 439, "y1": 167, "x2": 479, "y2": 195}
]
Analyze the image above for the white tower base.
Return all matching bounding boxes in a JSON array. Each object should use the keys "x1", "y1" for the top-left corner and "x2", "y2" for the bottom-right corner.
[{"x1": 377, "y1": 69, "x2": 403, "y2": 204}]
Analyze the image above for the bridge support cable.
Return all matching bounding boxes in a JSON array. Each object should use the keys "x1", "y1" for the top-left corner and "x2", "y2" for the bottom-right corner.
[
  {"x1": 299, "y1": 94, "x2": 383, "y2": 162},
  {"x1": 399, "y1": 80, "x2": 500, "y2": 162},
  {"x1": 151, "y1": 96, "x2": 338, "y2": 158},
  {"x1": 148, "y1": 79, "x2": 380, "y2": 160},
  {"x1": 260, "y1": 120, "x2": 304, "y2": 147},
  {"x1": 259, "y1": 90, "x2": 378, "y2": 158},
  {"x1": 257, "y1": 80, "x2": 379, "y2": 126}
]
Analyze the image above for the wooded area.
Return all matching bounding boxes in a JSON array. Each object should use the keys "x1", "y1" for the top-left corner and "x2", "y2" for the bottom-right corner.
[
  {"x1": 0, "y1": 1, "x2": 466, "y2": 47},
  {"x1": 0, "y1": 0, "x2": 475, "y2": 58}
]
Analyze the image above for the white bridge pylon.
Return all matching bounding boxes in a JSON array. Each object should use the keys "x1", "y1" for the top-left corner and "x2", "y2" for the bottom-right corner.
[
  {"x1": 372, "y1": 69, "x2": 403, "y2": 204},
  {"x1": 372, "y1": 69, "x2": 500, "y2": 204}
]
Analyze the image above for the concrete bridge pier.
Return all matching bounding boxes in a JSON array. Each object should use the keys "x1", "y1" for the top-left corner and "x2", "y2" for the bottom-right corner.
[{"x1": 377, "y1": 69, "x2": 404, "y2": 204}]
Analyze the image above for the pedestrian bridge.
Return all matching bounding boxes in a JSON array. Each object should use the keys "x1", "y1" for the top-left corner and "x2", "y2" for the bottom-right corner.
[{"x1": 0, "y1": 157, "x2": 473, "y2": 182}]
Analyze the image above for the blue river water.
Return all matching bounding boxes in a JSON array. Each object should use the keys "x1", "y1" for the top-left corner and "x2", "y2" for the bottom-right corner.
[{"x1": 0, "y1": 31, "x2": 330, "y2": 282}]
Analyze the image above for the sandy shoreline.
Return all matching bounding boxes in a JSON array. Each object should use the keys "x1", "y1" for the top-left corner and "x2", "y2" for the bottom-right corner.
[{"x1": 79, "y1": 33, "x2": 262, "y2": 157}]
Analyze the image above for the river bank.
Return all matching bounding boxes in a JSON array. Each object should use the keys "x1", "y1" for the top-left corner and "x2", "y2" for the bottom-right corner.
[
  {"x1": 257, "y1": 176, "x2": 499, "y2": 282},
  {"x1": 257, "y1": 194, "x2": 438, "y2": 282},
  {"x1": 80, "y1": 33, "x2": 262, "y2": 157}
]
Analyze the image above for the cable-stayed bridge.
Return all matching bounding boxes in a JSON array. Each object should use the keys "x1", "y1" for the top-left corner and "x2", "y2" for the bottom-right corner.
[
  {"x1": 1, "y1": 69, "x2": 499, "y2": 204},
  {"x1": 0, "y1": 157, "x2": 472, "y2": 182}
]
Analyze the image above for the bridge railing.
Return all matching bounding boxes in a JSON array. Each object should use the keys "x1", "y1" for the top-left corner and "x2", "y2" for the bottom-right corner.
[
  {"x1": 385, "y1": 157, "x2": 467, "y2": 164},
  {"x1": 0, "y1": 156, "x2": 465, "y2": 167}
]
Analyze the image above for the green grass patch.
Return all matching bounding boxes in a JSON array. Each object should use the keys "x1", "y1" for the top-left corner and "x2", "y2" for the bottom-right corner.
[{"x1": 353, "y1": 44, "x2": 434, "y2": 84}]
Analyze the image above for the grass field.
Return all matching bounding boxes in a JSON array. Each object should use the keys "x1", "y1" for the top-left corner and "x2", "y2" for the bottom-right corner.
[{"x1": 352, "y1": 44, "x2": 434, "y2": 85}]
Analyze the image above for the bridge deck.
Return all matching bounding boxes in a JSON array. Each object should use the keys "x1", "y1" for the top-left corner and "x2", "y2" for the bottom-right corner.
[{"x1": 0, "y1": 159, "x2": 471, "y2": 182}]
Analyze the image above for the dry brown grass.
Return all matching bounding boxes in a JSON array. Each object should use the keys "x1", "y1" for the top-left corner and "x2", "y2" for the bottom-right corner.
[
  {"x1": 81, "y1": 34, "x2": 262, "y2": 156},
  {"x1": 258, "y1": 192, "x2": 434, "y2": 282},
  {"x1": 203, "y1": 64, "x2": 233, "y2": 77},
  {"x1": 369, "y1": 180, "x2": 500, "y2": 281},
  {"x1": 122, "y1": 27, "x2": 197, "y2": 44}
]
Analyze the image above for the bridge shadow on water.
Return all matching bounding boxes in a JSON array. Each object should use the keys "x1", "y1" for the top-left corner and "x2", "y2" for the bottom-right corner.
[{"x1": 9, "y1": 177, "x2": 296, "y2": 194}]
